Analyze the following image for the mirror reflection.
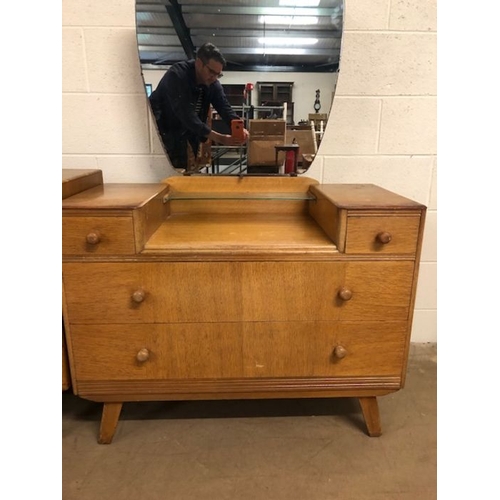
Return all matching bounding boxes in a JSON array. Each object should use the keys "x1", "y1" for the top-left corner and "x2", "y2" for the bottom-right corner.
[{"x1": 135, "y1": 0, "x2": 344, "y2": 175}]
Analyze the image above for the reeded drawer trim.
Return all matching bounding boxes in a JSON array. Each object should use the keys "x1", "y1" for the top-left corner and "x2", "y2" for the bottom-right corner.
[{"x1": 78, "y1": 376, "x2": 401, "y2": 398}]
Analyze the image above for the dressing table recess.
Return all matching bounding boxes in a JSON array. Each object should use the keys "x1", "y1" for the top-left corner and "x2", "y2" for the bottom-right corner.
[{"x1": 62, "y1": 173, "x2": 426, "y2": 443}]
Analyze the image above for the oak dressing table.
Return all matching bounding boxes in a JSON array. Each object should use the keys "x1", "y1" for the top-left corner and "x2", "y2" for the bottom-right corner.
[
  {"x1": 62, "y1": 172, "x2": 426, "y2": 443},
  {"x1": 62, "y1": 169, "x2": 104, "y2": 391}
]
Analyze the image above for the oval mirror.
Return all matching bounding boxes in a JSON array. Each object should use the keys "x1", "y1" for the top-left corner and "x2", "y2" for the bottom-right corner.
[{"x1": 135, "y1": 0, "x2": 344, "y2": 175}]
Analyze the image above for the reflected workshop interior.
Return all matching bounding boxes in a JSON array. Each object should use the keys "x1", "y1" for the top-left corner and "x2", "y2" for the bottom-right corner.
[{"x1": 135, "y1": 0, "x2": 344, "y2": 175}]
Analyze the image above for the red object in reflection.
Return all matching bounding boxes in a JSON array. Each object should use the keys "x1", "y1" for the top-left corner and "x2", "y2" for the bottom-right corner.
[{"x1": 285, "y1": 150, "x2": 296, "y2": 173}]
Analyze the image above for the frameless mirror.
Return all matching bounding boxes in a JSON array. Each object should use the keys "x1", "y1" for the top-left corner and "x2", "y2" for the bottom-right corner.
[{"x1": 135, "y1": 0, "x2": 344, "y2": 175}]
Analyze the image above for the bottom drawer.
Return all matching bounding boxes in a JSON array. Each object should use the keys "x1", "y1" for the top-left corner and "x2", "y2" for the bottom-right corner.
[{"x1": 69, "y1": 321, "x2": 408, "y2": 381}]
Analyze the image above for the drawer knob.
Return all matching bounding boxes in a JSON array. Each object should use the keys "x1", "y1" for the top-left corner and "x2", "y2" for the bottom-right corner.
[
  {"x1": 334, "y1": 345, "x2": 347, "y2": 359},
  {"x1": 132, "y1": 289, "x2": 146, "y2": 303},
  {"x1": 136, "y1": 348, "x2": 150, "y2": 362},
  {"x1": 338, "y1": 287, "x2": 353, "y2": 301},
  {"x1": 376, "y1": 231, "x2": 392, "y2": 244},
  {"x1": 86, "y1": 230, "x2": 101, "y2": 245}
]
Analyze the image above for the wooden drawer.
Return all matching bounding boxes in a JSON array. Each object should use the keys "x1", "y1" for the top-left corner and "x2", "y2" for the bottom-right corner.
[
  {"x1": 62, "y1": 260, "x2": 414, "y2": 324},
  {"x1": 345, "y1": 214, "x2": 420, "y2": 254},
  {"x1": 70, "y1": 321, "x2": 407, "y2": 381},
  {"x1": 62, "y1": 216, "x2": 136, "y2": 255}
]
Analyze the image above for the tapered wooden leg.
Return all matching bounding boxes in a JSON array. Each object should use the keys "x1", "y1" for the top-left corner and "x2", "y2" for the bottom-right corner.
[
  {"x1": 98, "y1": 403, "x2": 123, "y2": 444},
  {"x1": 358, "y1": 397, "x2": 382, "y2": 437}
]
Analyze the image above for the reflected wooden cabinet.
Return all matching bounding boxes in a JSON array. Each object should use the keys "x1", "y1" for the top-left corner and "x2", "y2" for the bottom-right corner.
[
  {"x1": 222, "y1": 83, "x2": 245, "y2": 107},
  {"x1": 257, "y1": 81, "x2": 294, "y2": 124},
  {"x1": 62, "y1": 174, "x2": 426, "y2": 443}
]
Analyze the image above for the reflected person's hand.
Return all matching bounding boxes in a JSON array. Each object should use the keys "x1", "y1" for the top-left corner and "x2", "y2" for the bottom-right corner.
[
  {"x1": 230, "y1": 128, "x2": 249, "y2": 146},
  {"x1": 241, "y1": 128, "x2": 250, "y2": 143}
]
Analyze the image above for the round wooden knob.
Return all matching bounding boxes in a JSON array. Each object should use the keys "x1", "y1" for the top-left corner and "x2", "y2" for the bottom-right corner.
[
  {"x1": 338, "y1": 287, "x2": 353, "y2": 301},
  {"x1": 334, "y1": 345, "x2": 347, "y2": 359},
  {"x1": 376, "y1": 231, "x2": 392, "y2": 244},
  {"x1": 132, "y1": 289, "x2": 146, "y2": 303},
  {"x1": 136, "y1": 348, "x2": 150, "y2": 362},
  {"x1": 86, "y1": 230, "x2": 101, "y2": 245}
]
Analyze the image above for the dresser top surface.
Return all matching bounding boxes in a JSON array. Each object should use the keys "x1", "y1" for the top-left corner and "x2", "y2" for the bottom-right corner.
[
  {"x1": 62, "y1": 183, "x2": 167, "y2": 210},
  {"x1": 312, "y1": 184, "x2": 425, "y2": 210}
]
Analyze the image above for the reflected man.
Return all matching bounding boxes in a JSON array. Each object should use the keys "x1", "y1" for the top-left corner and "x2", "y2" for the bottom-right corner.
[{"x1": 149, "y1": 42, "x2": 249, "y2": 170}]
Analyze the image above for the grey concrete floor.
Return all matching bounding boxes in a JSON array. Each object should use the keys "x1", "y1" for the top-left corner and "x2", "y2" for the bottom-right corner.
[{"x1": 62, "y1": 343, "x2": 436, "y2": 500}]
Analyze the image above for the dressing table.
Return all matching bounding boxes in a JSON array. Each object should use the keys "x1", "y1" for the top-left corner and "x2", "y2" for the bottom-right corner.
[
  {"x1": 62, "y1": 168, "x2": 104, "y2": 391},
  {"x1": 62, "y1": 170, "x2": 426, "y2": 443}
]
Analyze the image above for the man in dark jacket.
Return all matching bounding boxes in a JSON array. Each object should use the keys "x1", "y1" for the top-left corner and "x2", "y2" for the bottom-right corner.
[{"x1": 149, "y1": 43, "x2": 249, "y2": 170}]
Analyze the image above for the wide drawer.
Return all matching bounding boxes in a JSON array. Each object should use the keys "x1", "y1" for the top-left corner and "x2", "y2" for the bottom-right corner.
[
  {"x1": 69, "y1": 321, "x2": 407, "y2": 381},
  {"x1": 345, "y1": 214, "x2": 421, "y2": 254},
  {"x1": 63, "y1": 261, "x2": 415, "y2": 324},
  {"x1": 62, "y1": 216, "x2": 136, "y2": 255}
]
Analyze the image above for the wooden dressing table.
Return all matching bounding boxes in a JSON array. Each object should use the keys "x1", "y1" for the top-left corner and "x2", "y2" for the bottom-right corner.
[
  {"x1": 62, "y1": 171, "x2": 426, "y2": 443},
  {"x1": 62, "y1": 169, "x2": 104, "y2": 391}
]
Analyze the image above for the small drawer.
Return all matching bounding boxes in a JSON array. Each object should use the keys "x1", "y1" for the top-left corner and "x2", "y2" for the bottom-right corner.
[
  {"x1": 62, "y1": 216, "x2": 136, "y2": 255},
  {"x1": 345, "y1": 215, "x2": 420, "y2": 254}
]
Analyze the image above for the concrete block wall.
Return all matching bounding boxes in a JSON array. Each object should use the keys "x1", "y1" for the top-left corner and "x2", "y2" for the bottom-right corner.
[{"x1": 62, "y1": 0, "x2": 437, "y2": 342}]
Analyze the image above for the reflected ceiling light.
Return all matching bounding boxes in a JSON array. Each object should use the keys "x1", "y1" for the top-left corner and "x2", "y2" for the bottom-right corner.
[
  {"x1": 258, "y1": 37, "x2": 318, "y2": 45},
  {"x1": 279, "y1": 0, "x2": 321, "y2": 6},
  {"x1": 259, "y1": 48, "x2": 308, "y2": 55},
  {"x1": 263, "y1": 7, "x2": 320, "y2": 15},
  {"x1": 258, "y1": 15, "x2": 319, "y2": 25}
]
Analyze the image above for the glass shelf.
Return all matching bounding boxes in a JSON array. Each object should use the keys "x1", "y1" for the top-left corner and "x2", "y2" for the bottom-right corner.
[{"x1": 163, "y1": 191, "x2": 316, "y2": 202}]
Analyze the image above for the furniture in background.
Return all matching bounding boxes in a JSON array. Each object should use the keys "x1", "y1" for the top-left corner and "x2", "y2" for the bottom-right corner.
[
  {"x1": 221, "y1": 83, "x2": 246, "y2": 108},
  {"x1": 308, "y1": 113, "x2": 328, "y2": 146},
  {"x1": 62, "y1": 168, "x2": 103, "y2": 200},
  {"x1": 61, "y1": 169, "x2": 104, "y2": 390},
  {"x1": 257, "y1": 81, "x2": 294, "y2": 125},
  {"x1": 62, "y1": 173, "x2": 426, "y2": 444},
  {"x1": 247, "y1": 119, "x2": 286, "y2": 173},
  {"x1": 274, "y1": 143, "x2": 300, "y2": 174},
  {"x1": 62, "y1": 331, "x2": 71, "y2": 391},
  {"x1": 286, "y1": 125, "x2": 317, "y2": 171}
]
